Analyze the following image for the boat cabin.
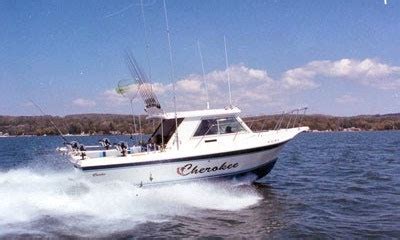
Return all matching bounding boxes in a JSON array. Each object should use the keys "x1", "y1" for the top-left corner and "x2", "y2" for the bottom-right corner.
[{"x1": 147, "y1": 106, "x2": 252, "y2": 150}]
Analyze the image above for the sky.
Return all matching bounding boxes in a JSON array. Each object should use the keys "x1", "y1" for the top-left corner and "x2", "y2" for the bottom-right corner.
[{"x1": 1, "y1": 0, "x2": 400, "y2": 116}]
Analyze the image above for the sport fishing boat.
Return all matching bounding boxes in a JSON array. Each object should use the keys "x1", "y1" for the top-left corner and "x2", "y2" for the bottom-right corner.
[
  {"x1": 58, "y1": 2, "x2": 309, "y2": 185},
  {"x1": 57, "y1": 52, "x2": 309, "y2": 186},
  {"x1": 60, "y1": 106, "x2": 308, "y2": 185}
]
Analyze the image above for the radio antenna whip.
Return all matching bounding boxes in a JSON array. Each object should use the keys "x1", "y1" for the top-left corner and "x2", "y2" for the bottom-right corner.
[
  {"x1": 197, "y1": 40, "x2": 210, "y2": 109},
  {"x1": 224, "y1": 35, "x2": 233, "y2": 107},
  {"x1": 163, "y1": 0, "x2": 179, "y2": 150}
]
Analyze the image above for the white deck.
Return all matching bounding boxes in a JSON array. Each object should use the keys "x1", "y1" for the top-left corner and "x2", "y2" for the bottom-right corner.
[{"x1": 71, "y1": 127, "x2": 308, "y2": 169}]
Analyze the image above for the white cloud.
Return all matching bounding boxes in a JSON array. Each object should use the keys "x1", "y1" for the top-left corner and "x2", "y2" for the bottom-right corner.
[
  {"x1": 282, "y1": 67, "x2": 319, "y2": 90},
  {"x1": 171, "y1": 65, "x2": 281, "y2": 110},
  {"x1": 152, "y1": 82, "x2": 171, "y2": 95},
  {"x1": 98, "y1": 58, "x2": 400, "y2": 114},
  {"x1": 282, "y1": 58, "x2": 400, "y2": 90},
  {"x1": 20, "y1": 101, "x2": 34, "y2": 107},
  {"x1": 102, "y1": 89, "x2": 126, "y2": 105},
  {"x1": 335, "y1": 94, "x2": 362, "y2": 104},
  {"x1": 72, "y1": 98, "x2": 96, "y2": 108},
  {"x1": 100, "y1": 65, "x2": 285, "y2": 113},
  {"x1": 176, "y1": 77, "x2": 203, "y2": 93}
]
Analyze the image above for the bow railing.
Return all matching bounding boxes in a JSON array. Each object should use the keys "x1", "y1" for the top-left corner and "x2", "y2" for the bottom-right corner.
[{"x1": 243, "y1": 107, "x2": 308, "y2": 132}]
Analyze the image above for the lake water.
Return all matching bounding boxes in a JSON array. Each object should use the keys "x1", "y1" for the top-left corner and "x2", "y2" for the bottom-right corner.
[{"x1": 0, "y1": 132, "x2": 399, "y2": 238}]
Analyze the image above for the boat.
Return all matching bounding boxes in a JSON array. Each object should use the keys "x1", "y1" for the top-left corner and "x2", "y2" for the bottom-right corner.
[
  {"x1": 58, "y1": 68, "x2": 309, "y2": 185},
  {"x1": 57, "y1": 1, "x2": 309, "y2": 185},
  {"x1": 59, "y1": 106, "x2": 308, "y2": 185}
]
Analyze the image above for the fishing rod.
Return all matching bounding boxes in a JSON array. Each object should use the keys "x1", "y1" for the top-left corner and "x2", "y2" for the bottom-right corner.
[{"x1": 30, "y1": 100, "x2": 69, "y2": 143}]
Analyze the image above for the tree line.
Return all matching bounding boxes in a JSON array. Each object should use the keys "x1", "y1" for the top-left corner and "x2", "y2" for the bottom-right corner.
[
  {"x1": 0, "y1": 114, "x2": 156, "y2": 136},
  {"x1": 0, "y1": 113, "x2": 400, "y2": 136},
  {"x1": 245, "y1": 113, "x2": 400, "y2": 132}
]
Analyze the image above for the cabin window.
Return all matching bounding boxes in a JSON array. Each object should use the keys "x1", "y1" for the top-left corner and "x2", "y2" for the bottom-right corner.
[
  {"x1": 194, "y1": 119, "x2": 218, "y2": 136},
  {"x1": 149, "y1": 118, "x2": 184, "y2": 145},
  {"x1": 194, "y1": 117, "x2": 245, "y2": 136}
]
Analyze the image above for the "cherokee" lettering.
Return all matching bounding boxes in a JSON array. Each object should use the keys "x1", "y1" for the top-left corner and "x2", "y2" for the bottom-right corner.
[{"x1": 176, "y1": 162, "x2": 239, "y2": 176}]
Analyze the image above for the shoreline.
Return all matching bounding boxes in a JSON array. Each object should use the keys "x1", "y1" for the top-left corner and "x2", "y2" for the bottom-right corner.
[
  {"x1": 1, "y1": 113, "x2": 400, "y2": 136},
  {"x1": 1, "y1": 129, "x2": 399, "y2": 138}
]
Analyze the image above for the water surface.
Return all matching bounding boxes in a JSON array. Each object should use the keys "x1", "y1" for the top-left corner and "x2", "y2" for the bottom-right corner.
[{"x1": 0, "y1": 132, "x2": 399, "y2": 238}]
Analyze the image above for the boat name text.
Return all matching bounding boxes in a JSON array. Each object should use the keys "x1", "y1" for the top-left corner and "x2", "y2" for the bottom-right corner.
[
  {"x1": 177, "y1": 162, "x2": 239, "y2": 176},
  {"x1": 92, "y1": 172, "x2": 106, "y2": 177}
]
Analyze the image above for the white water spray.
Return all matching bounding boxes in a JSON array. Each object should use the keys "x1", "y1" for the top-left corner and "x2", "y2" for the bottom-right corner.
[{"x1": 0, "y1": 168, "x2": 262, "y2": 237}]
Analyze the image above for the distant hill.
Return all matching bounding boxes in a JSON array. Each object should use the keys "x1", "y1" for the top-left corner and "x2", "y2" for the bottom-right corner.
[
  {"x1": 0, "y1": 113, "x2": 399, "y2": 136},
  {"x1": 0, "y1": 114, "x2": 153, "y2": 136},
  {"x1": 246, "y1": 113, "x2": 400, "y2": 132},
  {"x1": 379, "y1": 113, "x2": 400, "y2": 118}
]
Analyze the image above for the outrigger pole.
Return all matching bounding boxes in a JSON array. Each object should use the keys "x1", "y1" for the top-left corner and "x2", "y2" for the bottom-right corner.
[
  {"x1": 30, "y1": 100, "x2": 69, "y2": 143},
  {"x1": 140, "y1": 0, "x2": 152, "y2": 145},
  {"x1": 163, "y1": 0, "x2": 179, "y2": 151}
]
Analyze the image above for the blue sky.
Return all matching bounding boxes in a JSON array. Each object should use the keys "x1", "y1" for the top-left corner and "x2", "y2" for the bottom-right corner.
[{"x1": 1, "y1": 0, "x2": 400, "y2": 116}]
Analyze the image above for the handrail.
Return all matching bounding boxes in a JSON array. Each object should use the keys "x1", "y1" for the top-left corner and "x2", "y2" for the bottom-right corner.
[{"x1": 243, "y1": 107, "x2": 308, "y2": 133}]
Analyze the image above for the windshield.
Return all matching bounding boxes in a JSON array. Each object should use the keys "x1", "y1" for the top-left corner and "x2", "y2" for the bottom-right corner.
[{"x1": 194, "y1": 116, "x2": 246, "y2": 136}]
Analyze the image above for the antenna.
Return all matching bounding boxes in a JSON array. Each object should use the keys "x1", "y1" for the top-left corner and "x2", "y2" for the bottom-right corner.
[
  {"x1": 163, "y1": 0, "x2": 179, "y2": 150},
  {"x1": 224, "y1": 35, "x2": 233, "y2": 106},
  {"x1": 140, "y1": 0, "x2": 152, "y2": 79},
  {"x1": 197, "y1": 40, "x2": 210, "y2": 109}
]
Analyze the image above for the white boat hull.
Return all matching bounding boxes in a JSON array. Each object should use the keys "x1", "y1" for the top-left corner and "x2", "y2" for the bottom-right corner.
[{"x1": 74, "y1": 141, "x2": 286, "y2": 185}]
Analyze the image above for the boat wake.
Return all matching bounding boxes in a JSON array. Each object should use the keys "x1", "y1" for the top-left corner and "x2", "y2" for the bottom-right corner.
[{"x1": 0, "y1": 168, "x2": 262, "y2": 237}]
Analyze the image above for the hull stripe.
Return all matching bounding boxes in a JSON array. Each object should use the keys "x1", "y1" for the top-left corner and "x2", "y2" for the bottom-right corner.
[{"x1": 79, "y1": 140, "x2": 288, "y2": 171}]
